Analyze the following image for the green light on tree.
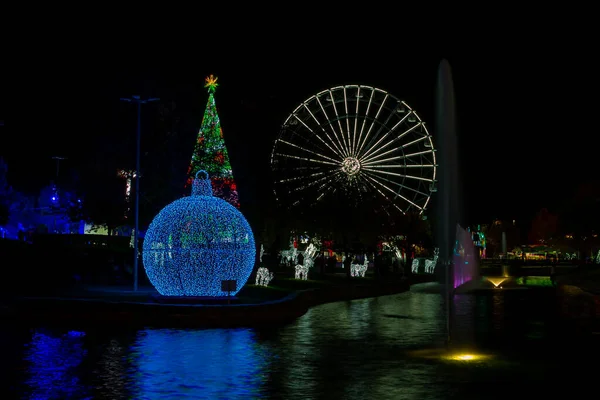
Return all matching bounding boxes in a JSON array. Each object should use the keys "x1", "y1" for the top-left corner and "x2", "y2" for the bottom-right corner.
[{"x1": 185, "y1": 75, "x2": 239, "y2": 208}]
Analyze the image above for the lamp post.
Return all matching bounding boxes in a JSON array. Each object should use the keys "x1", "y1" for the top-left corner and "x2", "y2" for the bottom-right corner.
[{"x1": 120, "y1": 95, "x2": 160, "y2": 291}]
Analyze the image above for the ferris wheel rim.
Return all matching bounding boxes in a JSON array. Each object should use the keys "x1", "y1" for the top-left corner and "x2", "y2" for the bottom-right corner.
[{"x1": 271, "y1": 84, "x2": 437, "y2": 215}]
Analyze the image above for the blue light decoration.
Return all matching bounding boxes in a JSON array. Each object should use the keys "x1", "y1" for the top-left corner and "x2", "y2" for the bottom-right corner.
[{"x1": 142, "y1": 170, "x2": 255, "y2": 296}]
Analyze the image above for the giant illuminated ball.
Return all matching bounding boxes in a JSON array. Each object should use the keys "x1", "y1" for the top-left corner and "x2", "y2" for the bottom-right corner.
[{"x1": 142, "y1": 171, "x2": 255, "y2": 296}]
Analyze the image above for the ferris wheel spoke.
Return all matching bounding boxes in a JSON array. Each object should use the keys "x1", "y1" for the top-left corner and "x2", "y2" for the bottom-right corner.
[
  {"x1": 361, "y1": 153, "x2": 402, "y2": 168},
  {"x1": 361, "y1": 174, "x2": 406, "y2": 214},
  {"x1": 288, "y1": 169, "x2": 343, "y2": 205},
  {"x1": 351, "y1": 87, "x2": 361, "y2": 156},
  {"x1": 360, "y1": 119, "x2": 420, "y2": 164},
  {"x1": 288, "y1": 171, "x2": 339, "y2": 194},
  {"x1": 275, "y1": 169, "x2": 330, "y2": 185},
  {"x1": 368, "y1": 163, "x2": 437, "y2": 171},
  {"x1": 398, "y1": 149, "x2": 436, "y2": 160},
  {"x1": 344, "y1": 87, "x2": 363, "y2": 158},
  {"x1": 360, "y1": 123, "x2": 422, "y2": 165},
  {"x1": 362, "y1": 166, "x2": 434, "y2": 183},
  {"x1": 362, "y1": 168, "x2": 431, "y2": 198},
  {"x1": 316, "y1": 95, "x2": 350, "y2": 157},
  {"x1": 279, "y1": 170, "x2": 337, "y2": 201},
  {"x1": 298, "y1": 106, "x2": 346, "y2": 159},
  {"x1": 275, "y1": 138, "x2": 342, "y2": 165},
  {"x1": 287, "y1": 120, "x2": 338, "y2": 159},
  {"x1": 363, "y1": 149, "x2": 436, "y2": 167},
  {"x1": 315, "y1": 179, "x2": 337, "y2": 200},
  {"x1": 361, "y1": 170, "x2": 423, "y2": 211},
  {"x1": 328, "y1": 89, "x2": 352, "y2": 156},
  {"x1": 401, "y1": 135, "x2": 431, "y2": 149},
  {"x1": 355, "y1": 89, "x2": 375, "y2": 158},
  {"x1": 315, "y1": 173, "x2": 347, "y2": 202},
  {"x1": 358, "y1": 106, "x2": 408, "y2": 160},
  {"x1": 362, "y1": 153, "x2": 433, "y2": 167},
  {"x1": 356, "y1": 92, "x2": 389, "y2": 157},
  {"x1": 343, "y1": 87, "x2": 353, "y2": 156},
  {"x1": 272, "y1": 150, "x2": 340, "y2": 167}
]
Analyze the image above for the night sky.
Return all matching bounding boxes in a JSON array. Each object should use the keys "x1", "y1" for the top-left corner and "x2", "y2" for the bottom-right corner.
[{"x1": 3, "y1": 36, "x2": 597, "y2": 226}]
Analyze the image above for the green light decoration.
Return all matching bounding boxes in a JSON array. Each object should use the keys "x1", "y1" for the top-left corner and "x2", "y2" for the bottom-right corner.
[
  {"x1": 185, "y1": 74, "x2": 239, "y2": 208},
  {"x1": 516, "y1": 276, "x2": 554, "y2": 287}
]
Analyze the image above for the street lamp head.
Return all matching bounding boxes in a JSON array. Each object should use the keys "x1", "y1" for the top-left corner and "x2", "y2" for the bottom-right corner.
[{"x1": 120, "y1": 96, "x2": 160, "y2": 104}]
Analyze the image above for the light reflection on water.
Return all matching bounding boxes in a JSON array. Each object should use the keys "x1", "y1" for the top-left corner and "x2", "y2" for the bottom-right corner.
[
  {"x1": 129, "y1": 329, "x2": 270, "y2": 399},
  {"x1": 7, "y1": 282, "x2": 599, "y2": 399},
  {"x1": 275, "y1": 290, "x2": 449, "y2": 399},
  {"x1": 22, "y1": 330, "x2": 91, "y2": 400},
  {"x1": 95, "y1": 338, "x2": 128, "y2": 398}
]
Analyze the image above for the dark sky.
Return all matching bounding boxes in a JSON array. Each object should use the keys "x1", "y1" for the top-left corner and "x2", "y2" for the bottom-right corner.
[{"x1": 3, "y1": 35, "x2": 597, "y2": 225}]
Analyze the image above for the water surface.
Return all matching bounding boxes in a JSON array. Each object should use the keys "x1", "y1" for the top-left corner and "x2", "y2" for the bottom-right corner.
[{"x1": 3, "y1": 283, "x2": 597, "y2": 399}]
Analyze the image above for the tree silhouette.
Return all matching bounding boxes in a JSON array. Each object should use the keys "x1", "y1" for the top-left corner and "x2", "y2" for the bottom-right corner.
[{"x1": 528, "y1": 208, "x2": 558, "y2": 244}]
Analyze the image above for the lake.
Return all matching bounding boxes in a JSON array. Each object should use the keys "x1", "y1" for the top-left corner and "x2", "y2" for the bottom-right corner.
[{"x1": 2, "y1": 282, "x2": 598, "y2": 399}]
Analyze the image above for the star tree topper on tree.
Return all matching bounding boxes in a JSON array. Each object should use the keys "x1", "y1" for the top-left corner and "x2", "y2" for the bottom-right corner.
[
  {"x1": 205, "y1": 74, "x2": 219, "y2": 92},
  {"x1": 185, "y1": 74, "x2": 240, "y2": 208}
]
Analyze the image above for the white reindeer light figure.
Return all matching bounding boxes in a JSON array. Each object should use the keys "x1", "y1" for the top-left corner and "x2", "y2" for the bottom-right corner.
[
  {"x1": 279, "y1": 240, "x2": 298, "y2": 265},
  {"x1": 295, "y1": 264, "x2": 309, "y2": 280},
  {"x1": 294, "y1": 243, "x2": 318, "y2": 280},
  {"x1": 303, "y1": 243, "x2": 318, "y2": 262},
  {"x1": 350, "y1": 255, "x2": 369, "y2": 277},
  {"x1": 255, "y1": 266, "x2": 274, "y2": 286},
  {"x1": 411, "y1": 258, "x2": 420, "y2": 274},
  {"x1": 424, "y1": 248, "x2": 439, "y2": 274}
]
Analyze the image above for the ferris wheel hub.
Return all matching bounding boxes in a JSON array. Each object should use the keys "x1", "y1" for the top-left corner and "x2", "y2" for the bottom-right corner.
[{"x1": 341, "y1": 157, "x2": 361, "y2": 177}]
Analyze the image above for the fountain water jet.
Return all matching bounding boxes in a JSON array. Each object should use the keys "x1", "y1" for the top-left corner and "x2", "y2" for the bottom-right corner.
[
  {"x1": 434, "y1": 58, "x2": 486, "y2": 351},
  {"x1": 435, "y1": 59, "x2": 459, "y2": 283},
  {"x1": 407, "y1": 59, "x2": 495, "y2": 362},
  {"x1": 435, "y1": 59, "x2": 480, "y2": 292},
  {"x1": 486, "y1": 277, "x2": 507, "y2": 288},
  {"x1": 435, "y1": 59, "x2": 459, "y2": 344},
  {"x1": 453, "y1": 224, "x2": 480, "y2": 289}
]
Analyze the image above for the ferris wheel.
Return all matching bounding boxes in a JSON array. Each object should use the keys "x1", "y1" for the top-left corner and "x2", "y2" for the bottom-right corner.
[{"x1": 270, "y1": 85, "x2": 437, "y2": 215}]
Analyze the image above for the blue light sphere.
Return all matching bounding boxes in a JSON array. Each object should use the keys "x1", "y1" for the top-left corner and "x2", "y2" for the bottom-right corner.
[{"x1": 142, "y1": 171, "x2": 255, "y2": 296}]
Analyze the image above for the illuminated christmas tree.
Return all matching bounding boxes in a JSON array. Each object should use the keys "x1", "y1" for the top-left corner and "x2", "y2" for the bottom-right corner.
[{"x1": 185, "y1": 75, "x2": 239, "y2": 208}]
